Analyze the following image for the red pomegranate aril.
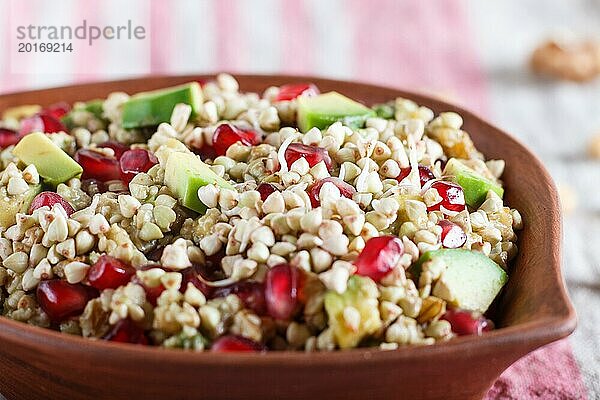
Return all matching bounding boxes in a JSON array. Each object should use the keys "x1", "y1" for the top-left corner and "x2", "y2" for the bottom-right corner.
[
  {"x1": 88, "y1": 255, "x2": 136, "y2": 290},
  {"x1": 275, "y1": 83, "x2": 319, "y2": 102},
  {"x1": 265, "y1": 263, "x2": 302, "y2": 320},
  {"x1": 0, "y1": 128, "x2": 19, "y2": 149},
  {"x1": 397, "y1": 165, "x2": 435, "y2": 187},
  {"x1": 211, "y1": 335, "x2": 266, "y2": 352},
  {"x1": 257, "y1": 183, "x2": 279, "y2": 201},
  {"x1": 441, "y1": 309, "x2": 493, "y2": 336},
  {"x1": 37, "y1": 280, "x2": 99, "y2": 322},
  {"x1": 307, "y1": 177, "x2": 356, "y2": 208},
  {"x1": 212, "y1": 123, "x2": 260, "y2": 156},
  {"x1": 43, "y1": 102, "x2": 71, "y2": 119},
  {"x1": 75, "y1": 149, "x2": 121, "y2": 182},
  {"x1": 192, "y1": 144, "x2": 218, "y2": 161},
  {"x1": 119, "y1": 149, "x2": 158, "y2": 184},
  {"x1": 19, "y1": 113, "x2": 66, "y2": 136},
  {"x1": 213, "y1": 281, "x2": 266, "y2": 315},
  {"x1": 29, "y1": 191, "x2": 75, "y2": 216},
  {"x1": 135, "y1": 264, "x2": 167, "y2": 305},
  {"x1": 427, "y1": 181, "x2": 466, "y2": 213},
  {"x1": 438, "y1": 220, "x2": 467, "y2": 248},
  {"x1": 18, "y1": 115, "x2": 43, "y2": 136},
  {"x1": 354, "y1": 236, "x2": 404, "y2": 282},
  {"x1": 143, "y1": 283, "x2": 165, "y2": 306},
  {"x1": 181, "y1": 266, "x2": 215, "y2": 298},
  {"x1": 284, "y1": 143, "x2": 332, "y2": 171},
  {"x1": 98, "y1": 141, "x2": 129, "y2": 160},
  {"x1": 103, "y1": 319, "x2": 148, "y2": 344},
  {"x1": 40, "y1": 113, "x2": 68, "y2": 132}
]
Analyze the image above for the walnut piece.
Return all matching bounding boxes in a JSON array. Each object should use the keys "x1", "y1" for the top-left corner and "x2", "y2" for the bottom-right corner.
[{"x1": 531, "y1": 39, "x2": 600, "y2": 82}]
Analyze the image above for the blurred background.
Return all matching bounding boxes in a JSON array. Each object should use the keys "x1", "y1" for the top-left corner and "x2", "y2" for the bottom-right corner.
[{"x1": 1, "y1": 0, "x2": 599, "y2": 398}]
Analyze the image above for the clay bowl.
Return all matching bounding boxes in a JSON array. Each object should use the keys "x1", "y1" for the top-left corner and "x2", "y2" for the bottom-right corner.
[{"x1": 0, "y1": 75, "x2": 575, "y2": 400}]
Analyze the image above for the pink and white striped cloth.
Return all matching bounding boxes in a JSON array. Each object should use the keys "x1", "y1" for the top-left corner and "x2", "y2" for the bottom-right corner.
[{"x1": 0, "y1": 1, "x2": 591, "y2": 399}]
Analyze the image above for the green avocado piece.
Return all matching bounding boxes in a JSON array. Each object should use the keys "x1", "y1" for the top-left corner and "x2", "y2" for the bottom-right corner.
[
  {"x1": 13, "y1": 132, "x2": 83, "y2": 186},
  {"x1": 411, "y1": 249, "x2": 507, "y2": 313},
  {"x1": 164, "y1": 151, "x2": 234, "y2": 214},
  {"x1": 324, "y1": 275, "x2": 382, "y2": 349},
  {"x1": 0, "y1": 183, "x2": 42, "y2": 228},
  {"x1": 297, "y1": 92, "x2": 376, "y2": 132},
  {"x1": 372, "y1": 103, "x2": 395, "y2": 119},
  {"x1": 61, "y1": 99, "x2": 106, "y2": 130},
  {"x1": 121, "y1": 83, "x2": 202, "y2": 129},
  {"x1": 83, "y1": 99, "x2": 105, "y2": 119},
  {"x1": 443, "y1": 158, "x2": 504, "y2": 208}
]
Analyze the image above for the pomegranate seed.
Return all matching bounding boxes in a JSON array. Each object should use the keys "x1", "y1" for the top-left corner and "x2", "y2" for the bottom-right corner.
[
  {"x1": 143, "y1": 283, "x2": 165, "y2": 306},
  {"x1": 397, "y1": 165, "x2": 435, "y2": 186},
  {"x1": 29, "y1": 191, "x2": 75, "y2": 216},
  {"x1": 307, "y1": 177, "x2": 356, "y2": 208},
  {"x1": 98, "y1": 141, "x2": 129, "y2": 160},
  {"x1": 180, "y1": 266, "x2": 215, "y2": 298},
  {"x1": 43, "y1": 102, "x2": 71, "y2": 119},
  {"x1": 133, "y1": 278, "x2": 164, "y2": 307},
  {"x1": 0, "y1": 128, "x2": 19, "y2": 149},
  {"x1": 103, "y1": 319, "x2": 148, "y2": 345},
  {"x1": 212, "y1": 123, "x2": 260, "y2": 156},
  {"x1": 354, "y1": 236, "x2": 404, "y2": 282},
  {"x1": 275, "y1": 83, "x2": 319, "y2": 101},
  {"x1": 213, "y1": 281, "x2": 266, "y2": 315},
  {"x1": 37, "y1": 280, "x2": 98, "y2": 322},
  {"x1": 134, "y1": 265, "x2": 166, "y2": 306},
  {"x1": 438, "y1": 220, "x2": 467, "y2": 248},
  {"x1": 191, "y1": 144, "x2": 218, "y2": 161},
  {"x1": 119, "y1": 149, "x2": 158, "y2": 184},
  {"x1": 284, "y1": 143, "x2": 332, "y2": 171},
  {"x1": 75, "y1": 149, "x2": 121, "y2": 182},
  {"x1": 426, "y1": 181, "x2": 466, "y2": 213},
  {"x1": 178, "y1": 248, "x2": 228, "y2": 299},
  {"x1": 88, "y1": 255, "x2": 136, "y2": 290},
  {"x1": 265, "y1": 263, "x2": 303, "y2": 320},
  {"x1": 256, "y1": 183, "x2": 279, "y2": 201},
  {"x1": 19, "y1": 113, "x2": 66, "y2": 136},
  {"x1": 441, "y1": 309, "x2": 493, "y2": 336},
  {"x1": 211, "y1": 335, "x2": 265, "y2": 352},
  {"x1": 19, "y1": 116, "x2": 43, "y2": 136}
]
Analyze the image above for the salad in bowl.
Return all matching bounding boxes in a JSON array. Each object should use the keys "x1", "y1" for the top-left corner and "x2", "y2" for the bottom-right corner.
[{"x1": 0, "y1": 74, "x2": 521, "y2": 352}]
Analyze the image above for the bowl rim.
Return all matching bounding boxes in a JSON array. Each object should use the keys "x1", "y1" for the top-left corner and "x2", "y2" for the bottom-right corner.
[{"x1": 0, "y1": 74, "x2": 577, "y2": 366}]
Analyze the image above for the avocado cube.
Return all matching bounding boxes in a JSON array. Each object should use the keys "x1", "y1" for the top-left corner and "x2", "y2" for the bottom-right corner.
[
  {"x1": 443, "y1": 158, "x2": 504, "y2": 208},
  {"x1": 0, "y1": 184, "x2": 42, "y2": 228},
  {"x1": 411, "y1": 249, "x2": 507, "y2": 313},
  {"x1": 13, "y1": 132, "x2": 83, "y2": 186},
  {"x1": 164, "y1": 151, "x2": 234, "y2": 214},
  {"x1": 324, "y1": 275, "x2": 382, "y2": 349},
  {"x1": 372, "y1": 103, "x2": 395, "y2": 119},
  {"x1": 122, "y1": 83, "x2": 202, "y2": 129},
  {"x1": 297, "y1": 92, "x2": 376, "y2": 132},
  {"x1": 61, "y1": 99, "x2": 106, "y2": 130},
  {"x1": 83, "y1": 99, "x2": 105, "y2": 119}
]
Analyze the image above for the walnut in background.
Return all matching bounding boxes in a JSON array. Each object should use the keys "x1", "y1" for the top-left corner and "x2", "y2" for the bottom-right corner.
[{"x1": 530, "y1": 39, "x2": 600, "y2": 82}]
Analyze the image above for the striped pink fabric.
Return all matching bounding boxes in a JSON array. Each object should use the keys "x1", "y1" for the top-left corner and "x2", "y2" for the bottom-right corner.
[
  {"x1": 280, "y1": 0, "x2": 315, "y2": 75},
  {"x1": 150, "y1": 0, "x2": 172, "y2": 74},
  {"x1": 487, "y1": 341, "x2": 588, "y2": 400},
  {"x1": 0, "y1": 1, "x2": 589, "y2": 398}
]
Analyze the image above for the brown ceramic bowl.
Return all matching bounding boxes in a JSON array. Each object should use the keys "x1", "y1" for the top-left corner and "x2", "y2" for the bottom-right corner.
[{"x1": 0, "y1": 75, "x2": 575, "y2": 400}]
